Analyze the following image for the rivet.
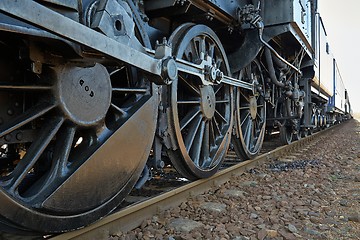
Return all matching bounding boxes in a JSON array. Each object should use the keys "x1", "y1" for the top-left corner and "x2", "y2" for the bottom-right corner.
[
  {"x1": 16, "y1": 132, "x2": 23, "y2": 141},
  {"x1": 7, "y1": 109, "x2": 14, "y2": 116},
  {"x1": 4, "y1": 134, "x2": 12, "y2": 142}
]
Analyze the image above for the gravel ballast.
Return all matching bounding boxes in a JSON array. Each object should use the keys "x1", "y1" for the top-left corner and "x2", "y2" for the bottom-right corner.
[{"x1": 112, "y1": 120, "x2": 360, "y2": 240}]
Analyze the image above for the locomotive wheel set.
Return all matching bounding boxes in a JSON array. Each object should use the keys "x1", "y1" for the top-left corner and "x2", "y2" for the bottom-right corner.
[{"x1": 0, "y1": 0, "x2": 351, "y2": 234}]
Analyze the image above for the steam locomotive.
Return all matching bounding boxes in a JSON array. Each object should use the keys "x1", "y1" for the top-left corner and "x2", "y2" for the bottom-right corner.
[{"x1": 0, "y1": 0, "x2": 351, "y2": 234}]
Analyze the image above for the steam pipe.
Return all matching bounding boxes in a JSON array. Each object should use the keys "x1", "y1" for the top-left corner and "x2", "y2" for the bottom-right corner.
[
  {"x1": 272, "y1": 52, "x2": 288, "y2": 69},
  {"x1": 257, "y1": 22, "x2": 302, "y2": 75},
  {"x1": 265, "y1": 48, "x2": 285, "y2": 87}
]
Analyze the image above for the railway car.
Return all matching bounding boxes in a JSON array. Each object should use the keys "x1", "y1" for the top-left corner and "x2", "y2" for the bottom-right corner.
[
  {"x1": 311, "y1": 13, "x2": 351, "y2": 126},
  {"x1": 0, "y1": 0, "x2": 351, "y2": 234}
]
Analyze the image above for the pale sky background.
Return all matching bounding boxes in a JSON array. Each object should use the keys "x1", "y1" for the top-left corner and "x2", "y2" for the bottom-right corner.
[{"x1": 318, "y1": 0, "x2": 360, "y2": 113}]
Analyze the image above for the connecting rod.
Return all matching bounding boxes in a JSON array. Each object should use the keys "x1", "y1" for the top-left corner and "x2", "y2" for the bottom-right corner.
[{"x1": 0, "y1": 0, "x2": 253, "y2": 90}]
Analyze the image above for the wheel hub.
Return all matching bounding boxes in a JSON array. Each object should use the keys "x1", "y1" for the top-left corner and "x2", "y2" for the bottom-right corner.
[
  {"x1": 53, "y1": 63, "x2": 112, "y2": 127},
  {"x1": 200, "y1": 85, "x2": 216, "y2": 120},
  {"x1": 249, "y1": 96, "x2": 257, "y2": 120}
]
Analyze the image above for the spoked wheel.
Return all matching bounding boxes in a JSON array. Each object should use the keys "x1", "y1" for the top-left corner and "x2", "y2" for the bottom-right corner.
[
  {"x1": 293, "y1": 119, "x2": 302, "y2": 141},
  {"x1": 0, "y1": 32, "x2": 157, "y2": 233},
  {"x1": 301, "y1": 128, "x2": 309, "y2": 138},
  {"x1": 308, "y1": 128, "x2": 314, "y2": 135},
  {"x1": 232, "y1": 60, "x2": 266, "y2": 160},
  {"x1": 309, "y1": 113, "x2": 317, "y2": 135},
  {"x1": 167, "y1": 24, "x2": 233, "y2": 180},
  {"x1": 293, "y1": 130, "x2": 301, "y2": 141},
  {"x1": 280, "y1": 124, "x2": 293, "y2": 145}
]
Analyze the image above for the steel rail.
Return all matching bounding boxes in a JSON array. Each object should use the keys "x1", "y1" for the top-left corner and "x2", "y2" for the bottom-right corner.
[{"x1": 51, "y1": 123, "x2": 344, "y2": 240}]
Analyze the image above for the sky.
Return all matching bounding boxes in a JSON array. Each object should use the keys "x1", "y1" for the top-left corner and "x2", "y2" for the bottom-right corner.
[{"x1": 318, "y1": 0, "x2": 360, "y2": 113}]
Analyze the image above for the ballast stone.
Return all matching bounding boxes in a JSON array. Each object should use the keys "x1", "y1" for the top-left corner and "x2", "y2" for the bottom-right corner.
[
  {"x1": 200, "y1": 202, "x2": 227, "y2": 213},
  {"x1": 168, "y1": 218, "x2": 204, "y2": 232}
]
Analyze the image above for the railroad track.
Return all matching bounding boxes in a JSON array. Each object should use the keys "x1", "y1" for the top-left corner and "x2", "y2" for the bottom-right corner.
[
  {"x1": 48, "y1": 123, "x2": 345, "y2": 240},
  {"x1": 0, "y1": 124, "x2": 342, "y2": 240}
]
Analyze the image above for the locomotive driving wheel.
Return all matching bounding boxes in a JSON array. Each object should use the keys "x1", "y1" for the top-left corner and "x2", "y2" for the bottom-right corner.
[
  {"x1": 232, "y1": 60, "x2": 266, "y2": 159},
  {"x1": 280, "y1": 124, "x2": 293, "y2": 145},
  {"x1": 0, "y1": 22, "x2": 157, "y2": 234},
  {"x1": 167, "y1": 24, "x2": 233, "y2": 180},
  {"x1": 293, "y1": 119, "x2": 302, "y2": 141}
]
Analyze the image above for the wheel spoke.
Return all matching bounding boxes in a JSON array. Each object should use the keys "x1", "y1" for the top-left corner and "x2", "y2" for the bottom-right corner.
[
  {"x1": 215, "y1": 59, "x2": 223, "y2": 69},
  {"x1": 209, "y1": 120, "x2": 216, "y2": 147},
  {"x1": 240, "y1": 112, "x2": 250, "y2": 126},
  {"x1": 180, "y1": 107, "x2": 201, "y2": 131},
  {"x1": 245, "y1": 119, "x2": 252, "y2": 148},
  {"x1": 200, "y1": 121, "x2": 210, "y2": 166},
  {"x1": 177, "y1": 100, "x2": 201, "y2": 104},
  {"x1": 109, "y1": 66, "x2": 126, "y2": 76},
  {"x1": 212, "y1": 117, "x2": 222, "y2": 136},
  {"x1": 184, "y1": 115, "x2": 202, "y2": 151},
  {"x1": 191, "y1": 120, "x2": 205, "y2": 166},
  {"x1": 6, "y1": 117, "x2": 64, "y2": 193},
  {"x1": 0, "y1": 83, "x2": 52, "y2": 91},
  {"x1": 255, "y1": 117, "x2": 261, "y2": 134},
  {"x1": 240, "y1": 90, "x2": 250, "y2": 102},
  {"x1": 190, "y1": 39, "x2": 200, "y2": 61},
  {"x1": 0, "y1": 102, "x2": 57, "y2": 138},
  {"x1": 198, "y1": 37, "x2": 206, "y2": 59},
  {"x1": 216, "y1": 99, "x2": 229, "y2": 104},
  {"x1": 111, "y1": 103, "x2": 127, "y2": 116},
  {"x1": 241, "y1": 117, "x2": 249, "y2": 140},
  {"x1": 51, "y1": 125, "x2": 76, "y2": 177},
  {"x1": 257, "y1": 112, "x2": 264, "y2": 123},
  {"x1": 214, "y1": 85, "x2": 223, "y2": 95},
  {"x1": 179, "y1": 75, "x2": 200, "y2": 95},
  {"x1": 215, "y1": 109, "x2": 228, "y2": 124},
  {"x1": 251, "y1": 120, "x2": 256, "y2": 147},
  {"x1": 112, "y1": 88, "x2": 147, "y2": 93},
  {"x1": 208, "y1": 43, "x2": 215, "y2": 59},
  {"x1": 28, "y1": 125, "x2": 76, "y2": 201}
]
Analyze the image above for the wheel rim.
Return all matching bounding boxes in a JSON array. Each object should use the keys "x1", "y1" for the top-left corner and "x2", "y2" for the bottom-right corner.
[
  {"x1": 168, "y1": 24, "x2": 233, "y2": 179},
  {"x1": 294, "y1": 130, "x2": 301, "y2": 141},
  {"x1": 0, "y1": 16, "x2": 157, "y2": 233},
  {"x1": 293, "y1": 119, "x2": 301, "y2": 141},
  {"x1": 302, "y1": 129, "x2": 309, "y2": 137},
  {"x1": 309, "y1": 113, "x2": 317, "y2": 135},
  {"x1": 280, "y1": 125, "x2": 293, "y2": 145},
  {"x1": 232, "y1": 60, "x2": 266, "y2": 159}
]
